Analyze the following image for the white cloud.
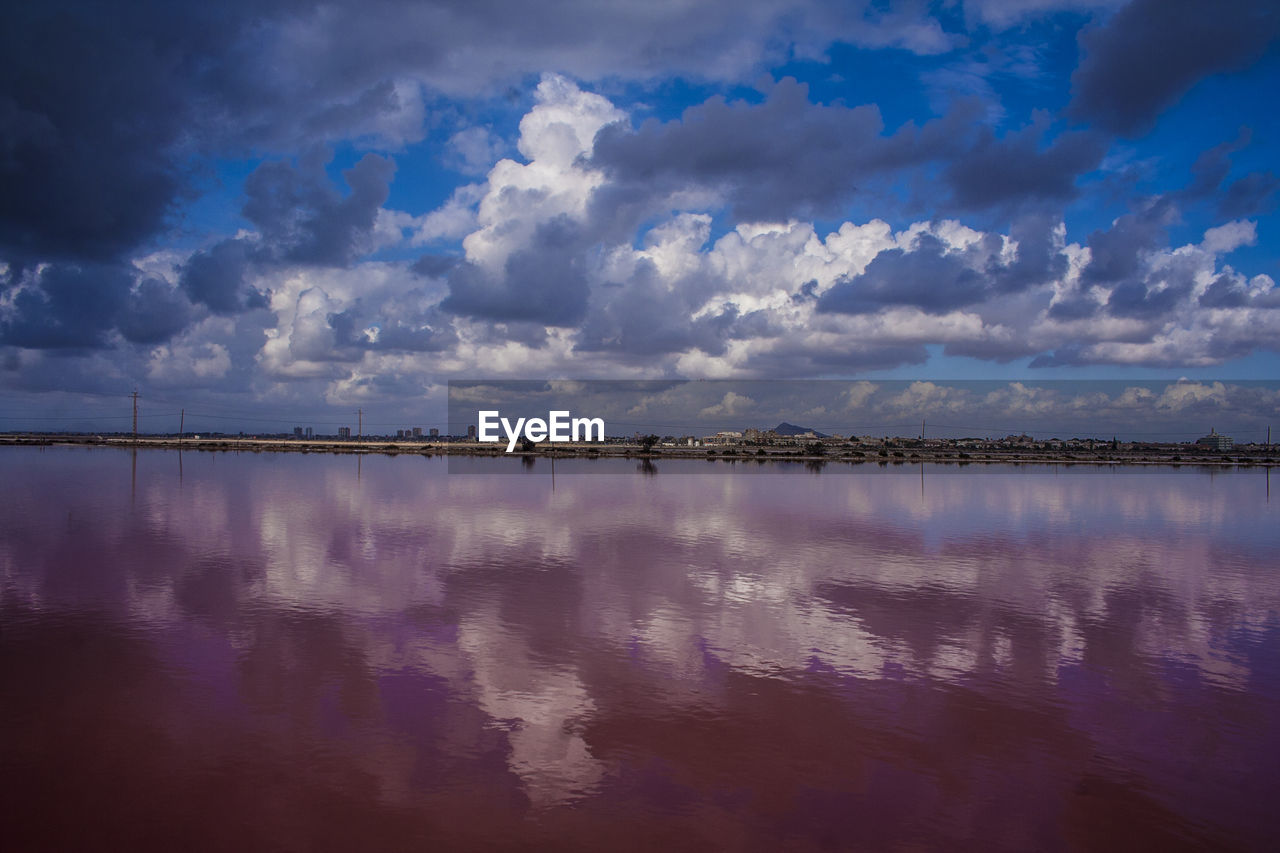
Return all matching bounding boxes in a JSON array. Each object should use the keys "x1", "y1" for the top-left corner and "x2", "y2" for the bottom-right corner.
[
  {"x1": 148, "y1": 332, "x2": 233, "y2": 385},
  {"x1": 1200, "y1": 220, "x2": 1256, "y2": 255},
  {"x1": 700, "y1": 391, "x2": 755, "y2": 417},
  {"x1": 463, "y1": 74, "x2": 624, "y2": 272},
  {"x1": 398, "y1": 183, "x2": 487, "y2": 246},
  {"x1": 152, "y1": 75, "x2": 1280, "y2": 393},
  {"x1": 446, "y1": 126, "x2": 506, "y2": 174}
]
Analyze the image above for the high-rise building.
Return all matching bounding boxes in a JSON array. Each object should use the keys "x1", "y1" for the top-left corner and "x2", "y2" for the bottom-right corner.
[
  {"x1": 467, "y1": 424, "x2": 477, "y2": 440},
  {"x1": 396, "y1": 429, "x2": 405, "y2": 438},
  {"x1": 429, "y1": 428, "x2": 439, "y2": 438},
  {"x1": 338, "y1": 427, "x2": 351, "y2": 439},
  {"x1": 412, "y1": 427, "x2": 422, "y2": 437},
  {"x1": 305, "y1": 427, "x2": 313, "y2": 439},
  {"x1": 294, "y1": 426, "x2": 303, "y2": 438}
]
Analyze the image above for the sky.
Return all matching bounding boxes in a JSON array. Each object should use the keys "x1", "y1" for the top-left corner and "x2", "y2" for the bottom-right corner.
[{"x1": 2, "y1": 0, "x2": 1279, "y2": 436}]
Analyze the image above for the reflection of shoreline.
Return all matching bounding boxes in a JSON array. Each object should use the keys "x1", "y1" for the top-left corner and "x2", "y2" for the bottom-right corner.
[{"x1": 2, "y1": 433, "x2": 1275, "y2": 467}]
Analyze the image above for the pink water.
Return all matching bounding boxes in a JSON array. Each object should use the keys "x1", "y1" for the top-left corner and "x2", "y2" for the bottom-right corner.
[{"x1": 2, "y1": 448, "x2": 1278, "y2": 850}]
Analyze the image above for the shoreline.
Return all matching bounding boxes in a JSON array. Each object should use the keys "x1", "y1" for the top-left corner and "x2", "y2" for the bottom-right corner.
[{"x1": 3, "y1": 433, "x2": 1275, "y2": 467}]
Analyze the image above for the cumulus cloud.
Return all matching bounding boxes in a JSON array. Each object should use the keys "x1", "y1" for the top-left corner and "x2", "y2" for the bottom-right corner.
[
  {"x1": 590, "y1": 78, "x2": 1000, "y2": 222},
  {"x1": 148, "y1": 340, "x2": 232, "y2": 385},
  {"x1": 943, "y1": 120, "x2": 1106, "y2": 210},
  {"x1": 117, "y1": 278, "x2": 194, "y2": 345},
  {"x1": 389, "y1": 72, "x2": 1278, "y2": 378},
  {"x1": 0, "y1": 2, "x2": 239, "y2": 263},
  {"x1": 242, "y1": 150, "x2": 397, "y2": 267},
  {"x1": 445, "y1": 126, "x2": 507, "y2": 175},
  {"x1": 818, "y1": 232, "x2": 997, "y2": 315},
  {"x1": 438, "y1": 74, "x2": 623, "y2": 326},
  {"x1": 1069, "y1": 0, "x2": 1280, "y2": 135},
  {"x1": 180, "y1": 239, "x2": 263, "y2": 316},
  {"x1": 700, "y1": 391, "x2": 755, "y2": 418},
  {"x1": 1, "y1": 263, "x2": 136, "y2": 349},
  {"x1": 5, "y1": 1, "x2": 959, "y2": 268},
  {"x1": 4, "y1": 20, "x2": 1280, "y2": 418}
]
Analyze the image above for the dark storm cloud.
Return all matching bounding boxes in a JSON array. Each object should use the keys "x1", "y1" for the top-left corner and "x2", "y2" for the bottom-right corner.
[
  {"x1": 328, "y1": 305, "x2": 458, "y2": 353},
  {"x1": 997, "y1": 213, "x2": 1070, "y2": 293},
  {"x1": 1198, "y1": 275, "x2": 1251, "y2": 309},
  {"x1": 1219, "y1": 171, "x2": 1280, "y2": 219},
  {"x1": 180, "y1": 239, "x2": 260, "y2": 315},
  {"x1": 1181, "y1": 128, "x2": 1279, "y2": 218},
  {"x1": 366, "y1": 317, "x2": 458, "y2": 352},
  {"x1": 467, "y1": 321, "x2": 551, "y2": 349},
  {"x1": 1105, "y1": 255, "x2": 1199, "y2": 319},
  {"x1": 411, "y1": 254, "x2": 462, "y2": 278},
  {"x1": 220, "y1": 0, "x2": 949, "y2": 108},
  {"x1": 817, "y1": 213, "x2": 1074, "y2": 319},
  {"x1": 179, "y1": 152, "x2": 395, "y2": 319},
  {"x1": 0, "y1": 264, "x2": 133, "y2": 349},
  {"x1": 591, "y1": 78, "x2": 884, "y2": 220},
  {"x1": 1048, "y1": 202, "x2": 1175, "y2": 321},
  {"x1": 817, "y1": 233, "x2": 998, "y2": 316},
  {"x1": 0, "y1": 2, "x2": 263, "y2": 263},
  {"x1": 591, "y1": 78, "x2": 1111, "y2": 221},
  {"x1": 242, "y1": 151, "x2": 396, "y2": 267},
  {"x1": 941, "y1": 337, "x2": 1040, "y2": 363},
  {"x1": 590, "y1": 79, "x2": 984, "y2": 222},
  {"x1": 943, "y1": 123, "x2": 1106, "y2": 210},
  {"x1": 1045, "y1": 296, "x2": 1099, "y2": 321},
  {"x1": 1081, "y1": 199, "x2": 1173, "y2": 284},
  {"x1": 118, "y1": 279, "x2": 195, "y2": 345},
  {"x1": 761, "y1": 342, "x2": 930, "y2": 374},
  {"x1": 441, "y1": 216, "x2": 590, "y2": 326},
  {"x1": 575, "y1": 260, "x2": 743, "y2": 358},
  {"x1": 5, "y1": 0, "x2": 899, "y2": 266},
  {"x1": 1184, "y1": 129, "x2": 1253, "y2": 200},
  {"x1": 1069, "y1": 0, "x2": 1280, "y2": 136}
]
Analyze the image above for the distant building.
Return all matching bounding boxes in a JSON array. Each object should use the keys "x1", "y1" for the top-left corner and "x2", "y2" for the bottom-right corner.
[
  {"x1": 429, "y1": 428, "x2": 439, "y2": 438},
  {"x1": 305, "y1": 427, "x2": 313, "y2": 439},
  {"x1": 1196, "y1": 428, "x2": 1232, "y2": 451},
  {"x1": 466, "y1": 424, "x2": 477, "y2": 440},
  {"x1": 294, "y1": 426, "x2": 303, "y2": 438},
  {"x1": 412, "y1": 427, "x2": 422, "y2": 438},
  {"x1": 338, "y1": 427, "x2": 351, "y2": 439},
  {"x1": 396, "y1": 429, "x2": 405, "y2": 438}
]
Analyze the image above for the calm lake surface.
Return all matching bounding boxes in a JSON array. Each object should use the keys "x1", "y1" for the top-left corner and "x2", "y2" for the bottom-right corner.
[{"x1": 2, "y1": 448, "x2": 1278, "y2": 851}]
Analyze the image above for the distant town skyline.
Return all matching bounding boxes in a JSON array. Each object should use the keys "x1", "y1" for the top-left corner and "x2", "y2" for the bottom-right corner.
[
  {"x1": 3, "y1": 377, "x2": 1279, "y2": 442},
  {"x1": 3, "y1": 2, "x2": 1279, "y2": 428}
]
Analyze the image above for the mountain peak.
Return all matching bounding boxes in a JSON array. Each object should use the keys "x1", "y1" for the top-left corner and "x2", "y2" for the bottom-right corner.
[{"x1": 774, "y1": 422, "x2": 829, "y2": 438}]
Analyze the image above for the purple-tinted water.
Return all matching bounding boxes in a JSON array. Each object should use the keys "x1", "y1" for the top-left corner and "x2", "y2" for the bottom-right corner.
[{"x1": 2, "y1": 447, "x2": 1278, "y2": 851}]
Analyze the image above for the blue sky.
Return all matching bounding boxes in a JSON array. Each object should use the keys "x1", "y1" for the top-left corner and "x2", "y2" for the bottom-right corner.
[{"x1": 2, "y1": 0, "x2": 1279, "y2": 434}]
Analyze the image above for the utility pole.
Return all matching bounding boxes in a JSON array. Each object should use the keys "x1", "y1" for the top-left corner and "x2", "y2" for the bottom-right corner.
[
  {"x1": 179, "y1": 408, "x2": 185, "y2": 445},
  {"x1": 357, "y1": 408, "x2": 363, "y2": 440},
  {"x1": 131, "y1": 388, "x2": 139, "y2": 443},
  {"x1": 921, "y1": 418, "x2": 925, "y2": 441}
]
